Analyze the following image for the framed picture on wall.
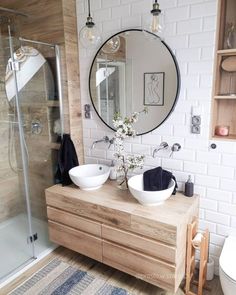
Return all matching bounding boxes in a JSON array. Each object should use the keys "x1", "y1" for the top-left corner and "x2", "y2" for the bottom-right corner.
[{"x1": 144, "y1": 72, "x2": 165, "y2": 106}]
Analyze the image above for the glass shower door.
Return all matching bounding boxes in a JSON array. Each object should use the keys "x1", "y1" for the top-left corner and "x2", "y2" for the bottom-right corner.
[
  {"x1": 0, "y1": 21, "x2": 35, "y2": 281},
  {"x1": 14, "y1": 39, "x2": 60, "y2": 257}
]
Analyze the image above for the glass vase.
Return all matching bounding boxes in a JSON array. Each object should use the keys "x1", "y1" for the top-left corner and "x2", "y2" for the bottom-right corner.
[{"x1": 117, "y1": 170, "x2": 129, "y2": 190}]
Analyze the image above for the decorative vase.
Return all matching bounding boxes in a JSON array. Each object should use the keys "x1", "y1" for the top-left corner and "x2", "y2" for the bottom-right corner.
[
  {"x1": 225, "y1": 23, "x2": 236, "y2": 49},
  {"x1": 226, "y1": 30, "x2": 234, "y2": 49},
  {"x1": 215, "y1": 125, "x2": 229, "y2": 137},
  {"x1": 117, "y1": 170, "x2": 129, "y2": 190}
]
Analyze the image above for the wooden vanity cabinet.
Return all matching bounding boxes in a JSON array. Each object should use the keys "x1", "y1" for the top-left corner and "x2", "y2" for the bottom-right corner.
[{"x1": 45, "y1": 181, "x2": 199, "y2": 293}]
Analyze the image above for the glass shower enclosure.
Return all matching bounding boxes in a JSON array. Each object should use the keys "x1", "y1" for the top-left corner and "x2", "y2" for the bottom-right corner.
[{"x1": 0, "y1": 9, "x2": 63, "y2": 282}]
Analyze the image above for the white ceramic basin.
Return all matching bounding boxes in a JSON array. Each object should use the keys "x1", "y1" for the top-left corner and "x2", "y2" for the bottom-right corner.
[
  {"x1": 128, "y1": 174, "x2": 175, "y2": 206},
  {"x1": 69, "y1": 164, "x2": 110, "y2": 190}
]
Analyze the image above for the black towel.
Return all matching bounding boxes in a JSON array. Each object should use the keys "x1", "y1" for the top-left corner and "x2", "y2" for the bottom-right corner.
[
  {"x1": 143, "y1": 166, "x2": 178, "y2": 195},
  {"x1": 55, "y1": 134, "x2": 79, "y2": 186}
]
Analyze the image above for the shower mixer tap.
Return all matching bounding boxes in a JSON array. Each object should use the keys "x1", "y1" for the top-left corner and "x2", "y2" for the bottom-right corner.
[{"x1": 31, "y1": 119, "x2": 42, "y2": 135}]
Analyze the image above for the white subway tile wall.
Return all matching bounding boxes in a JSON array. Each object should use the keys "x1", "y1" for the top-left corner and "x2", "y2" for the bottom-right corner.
[{"x1": 76, "y1": 0, "x2": 236, "y2": 274}]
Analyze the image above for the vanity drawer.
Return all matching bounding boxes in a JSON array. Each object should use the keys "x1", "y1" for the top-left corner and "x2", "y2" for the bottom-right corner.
[
  {"x1": 47, "y1": 206, "x2": 101, "y2": 237},
  {"x1": 102, "y1": 225, "x2": 176, "y2": 263},
  {"x1": 131, "y1": 215, "x2": 177, "y2": 245},
  {"x1": 103, "y1": 241, "x2": 176, "y2": 292},
  {"x1": 48, "y1": 221, "x2": 102, "y2": 262},
  {"x1": 46, "y1": 191, "x2": 130, "y2": 228}
]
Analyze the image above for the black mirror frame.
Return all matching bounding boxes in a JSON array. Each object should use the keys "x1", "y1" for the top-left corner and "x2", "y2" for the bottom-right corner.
[{"x1": 88, "y1": 29, "x2": 181, "y2": 136}]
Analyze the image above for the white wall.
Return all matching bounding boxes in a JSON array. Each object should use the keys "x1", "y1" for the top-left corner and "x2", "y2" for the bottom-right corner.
[{"x1": 76, "y1": 0, "x2": 236, "y2": 274}]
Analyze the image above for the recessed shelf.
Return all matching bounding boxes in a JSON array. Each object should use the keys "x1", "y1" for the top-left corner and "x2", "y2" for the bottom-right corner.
[
  {"x1": 211, "y1": 0, "x2": 236, "y2": 141},
  {"x1": 212, "y1": 134, "x2": 236, "y2": 141},
  {"x1": 214, "y1": 95, "x2": 236, "y2": 99},
  {"x1": 217, "y1": 49, "x2": 236, "y2": 55}
]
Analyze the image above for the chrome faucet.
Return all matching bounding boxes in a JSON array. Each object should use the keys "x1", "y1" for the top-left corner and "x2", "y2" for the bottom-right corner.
[
  {"x1": 91, "y1": 136, "x2": 115, "y2": 149},
  {"x1": 152, "y1": 142, "x2": 169, "y2": 158},
  {"x1": 169, "y1": 143, "x2": 181, "y2": 158}
]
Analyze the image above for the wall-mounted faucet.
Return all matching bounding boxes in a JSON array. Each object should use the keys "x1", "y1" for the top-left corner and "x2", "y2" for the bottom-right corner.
[
  {"x1": 91, "y1": 136, "x2": 114, "y2": 149},
  {"x1": 153, "y1": 142, "x2": 169, "y2": 158},
  {"x1": 153, "y1": 142, "x2": 182, "y2": 158},
  {"x1": 169, "y1": 143, "x2": 181, "y2": 158}
]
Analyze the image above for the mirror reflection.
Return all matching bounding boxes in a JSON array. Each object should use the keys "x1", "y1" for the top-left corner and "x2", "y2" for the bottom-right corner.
[{"x1": 89, "y1": 29, "x2": 180, "y2": 135}]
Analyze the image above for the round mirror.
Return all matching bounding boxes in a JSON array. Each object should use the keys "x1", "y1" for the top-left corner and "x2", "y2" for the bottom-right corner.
[{"x1": 89, "y1": 29, "x2": 180, "y2": 135}]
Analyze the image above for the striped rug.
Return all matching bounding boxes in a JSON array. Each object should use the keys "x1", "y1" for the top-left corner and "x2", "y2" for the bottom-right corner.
[{"x1": 9, "y1": 259, "x2": 132, "y2": 295}]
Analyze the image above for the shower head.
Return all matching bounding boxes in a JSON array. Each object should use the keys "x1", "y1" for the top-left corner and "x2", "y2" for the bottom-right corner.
[{"x1": 0, "y1": 15, "x2": 11, "y2": 25}]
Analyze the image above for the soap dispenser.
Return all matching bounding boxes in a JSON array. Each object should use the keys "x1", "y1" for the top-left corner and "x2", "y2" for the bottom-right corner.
[{"x1": 185, "y1": 175, "x2": 194, "y2": 197}]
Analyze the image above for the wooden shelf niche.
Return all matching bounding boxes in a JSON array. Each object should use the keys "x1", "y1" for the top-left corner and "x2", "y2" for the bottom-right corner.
[{"x1": 211, "y1": 0, "x2": 236, "y2": 140}]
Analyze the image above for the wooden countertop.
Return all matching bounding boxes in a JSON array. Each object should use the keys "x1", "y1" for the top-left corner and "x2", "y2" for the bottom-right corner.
[{"x1": 46, "y1": 180, "x2": 199, "y2": 228}]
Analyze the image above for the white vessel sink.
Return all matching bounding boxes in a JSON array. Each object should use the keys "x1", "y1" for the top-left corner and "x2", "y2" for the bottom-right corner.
[
  {"x1": 69, "y1": 164, "x2": 110, "y2": 190},
  {"x1": 128, "y1": 174, "x2": 175, "y2": 206}
]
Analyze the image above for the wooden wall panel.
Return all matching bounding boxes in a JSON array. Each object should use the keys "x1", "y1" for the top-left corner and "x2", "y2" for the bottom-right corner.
[
  {"x1": 0, "y1": 0, "x2": 64, "y2": 44},
  {"x1": 62, "y1": 0, "x2": 84, "y2": 164}
]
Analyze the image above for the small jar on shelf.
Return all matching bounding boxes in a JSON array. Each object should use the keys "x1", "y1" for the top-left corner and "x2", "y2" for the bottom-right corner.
[{"x1": 215, "y1": 125, "x2": 230, "y2": 137}]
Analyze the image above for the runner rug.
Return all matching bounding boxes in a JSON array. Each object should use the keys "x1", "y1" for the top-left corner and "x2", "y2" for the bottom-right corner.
[{"x1": 9, "y1": 258, "x2": 132, "y2": 295}]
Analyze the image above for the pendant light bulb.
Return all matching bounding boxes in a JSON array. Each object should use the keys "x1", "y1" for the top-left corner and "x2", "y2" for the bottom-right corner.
[
  {"x1": 142, "y1": 0, "x2": 164, "y2": 38},
  {"x1": 151, "y1": 14, "x2": 159, "y2": 33},
  {"x1": 79, "y1": 0, "x2": 102, "y2": 49}
]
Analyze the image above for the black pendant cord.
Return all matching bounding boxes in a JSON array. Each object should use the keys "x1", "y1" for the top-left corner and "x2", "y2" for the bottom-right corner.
[
  {"x1": 88, "y1": 0, "x2": 91, "y2": 17},
  {"x1": 86, "y1": 0, "x2": 95, "y2": 27}
]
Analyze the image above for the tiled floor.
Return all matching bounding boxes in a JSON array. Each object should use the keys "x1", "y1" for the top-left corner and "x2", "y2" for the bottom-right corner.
[{"x1": 0, "y1": 247, "x2": 224, "y2": 295}]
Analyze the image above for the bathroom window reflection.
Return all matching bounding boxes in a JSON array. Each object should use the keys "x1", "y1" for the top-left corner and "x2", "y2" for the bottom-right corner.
[{"x1": 94, "y1": 61, "x2": 125, "y2": 126}]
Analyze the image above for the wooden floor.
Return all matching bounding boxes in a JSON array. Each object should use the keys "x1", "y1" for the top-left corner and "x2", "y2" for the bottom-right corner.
[{"x1": 0, "y1": 247, "x2": 224, "y2": 295}]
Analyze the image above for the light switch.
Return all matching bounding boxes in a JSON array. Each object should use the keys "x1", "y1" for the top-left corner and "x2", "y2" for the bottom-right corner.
[
  {"x1": 84, "y1": 104, "x2": 91, "y2": 119},
  {"x1": 192, "y1": 115, "x2": 201, "y2": 125},
  {"x1": 191, "y1": 107, "x2": 201, "y2": 134},
  {"x1": 191, "y1": 125, "x2": 201, "y2": 134}
]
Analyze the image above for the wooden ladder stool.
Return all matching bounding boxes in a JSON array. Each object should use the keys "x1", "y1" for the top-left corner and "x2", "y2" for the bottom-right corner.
[{"x1": 185, "y1": 219, "x2": 210, "y2": 295}]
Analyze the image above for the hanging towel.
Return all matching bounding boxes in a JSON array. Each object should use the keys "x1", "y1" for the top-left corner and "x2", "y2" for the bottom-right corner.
[
  {"x1": 55, "y1": 134, "x2": 79, "y2": 186},
  {"x1": 143, "y1": 166, "x2": 178, "y2": 195}
]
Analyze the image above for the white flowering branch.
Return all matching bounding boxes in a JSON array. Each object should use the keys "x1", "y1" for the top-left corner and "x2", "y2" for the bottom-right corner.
[{"x1": 113, "y1": 108, "x2": 148, "y2": 188}]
